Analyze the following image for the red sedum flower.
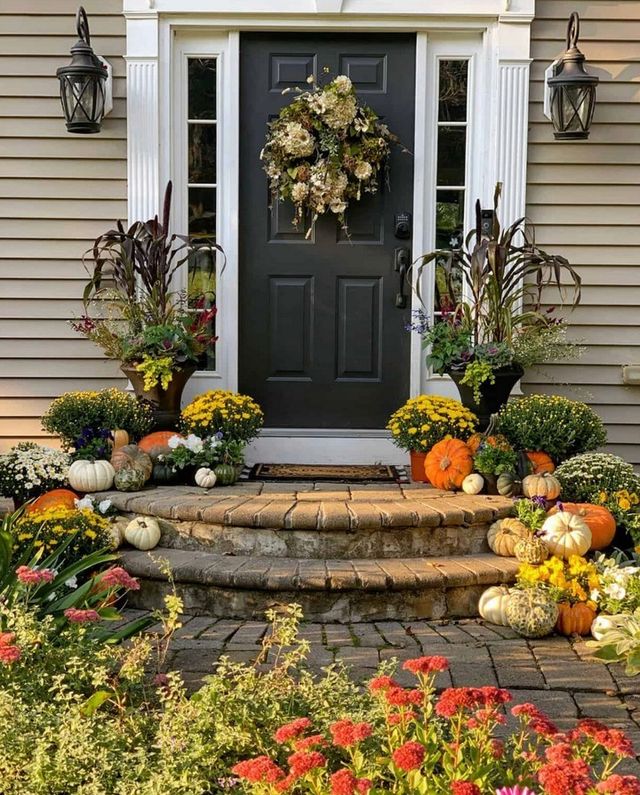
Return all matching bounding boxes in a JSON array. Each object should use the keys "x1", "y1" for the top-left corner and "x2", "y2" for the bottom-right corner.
[
  {"x1": 15, "y1": 566, "x2": 55, "y2": 586},
  {"x1": 596, "y1": 775, "x2": 640, "y2": 794},
  {"x1": 287, "y1": 750, "x2": 326, "y2": 779},
  {"x1": 329, "y1": 719, "x2": 372, "y2": 748},
  {"x1": 232, "y1": 756, "x2": 286, "y2": 784},
  {"x1": 451, "y1": 782, "x2": 481, "y2": 795},
  {"x1": 392, "y1": 741, "x2": 425, "y2": 772},
  {"x1": 537, "y1": 758, "x2": 593, "y2": 795},
  {"x1": 330, "y1": 769, "x2": 372, "y2": 795},
  {"x1": 402, "y1": 655, "x2": 450, "y2": 674},
  {"x1": 274, "y1": 717, "x2": 313, "y2": 744}
]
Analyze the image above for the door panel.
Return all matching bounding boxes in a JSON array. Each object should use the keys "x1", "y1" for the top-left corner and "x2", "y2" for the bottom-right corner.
[{"x1": 239, "y1": 33, "x2": 416, "y2": 429}]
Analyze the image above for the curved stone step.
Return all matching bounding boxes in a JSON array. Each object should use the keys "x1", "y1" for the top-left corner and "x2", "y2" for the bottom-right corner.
[
  {"x1": 103, "y1": 486, "x2": 513, "y2": 560},
  {"x1": 120, "y1": 547, "x2": 519, "y2": 623}
]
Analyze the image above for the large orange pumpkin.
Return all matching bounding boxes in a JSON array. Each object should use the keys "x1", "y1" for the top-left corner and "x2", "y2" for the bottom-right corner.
[
  {"x1": 548, "y1": 502, "x2": 616, "y2": 551},
  {"x1": 26, "y1": 488, "x2": 78, "y2": 514},
  {"x1": 526, "y1": 451, "x2": 555, "y2": 474},
  {"x1": 138, "y1": 431, "x2": 181, "y2": 460},
  {"x1": 424, "y1": 439, "x2": 473, "y2": 491},
  {"x1": 555, "y1": 602, "x2": 596, "y2": 636}
]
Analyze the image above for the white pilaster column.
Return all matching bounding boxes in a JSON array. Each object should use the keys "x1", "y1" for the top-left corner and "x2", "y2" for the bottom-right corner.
[
  {"x1": 494, "y1": 18, "x2": 532, "y2": 228},
  {"x1": 125, "y1": 14, "x2": 160, "y2": 224}
]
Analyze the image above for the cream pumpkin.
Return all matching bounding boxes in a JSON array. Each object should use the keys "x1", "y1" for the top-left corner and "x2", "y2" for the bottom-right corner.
[
  {"x1": 478, "y1": 586, "x2": 512, "y2": 626},
  {"x1": 67, "y1": 459, "x2": 115, "y2": 493},
  {"x1": 462, "y1": 473, "x2": 484, "y2": 495},
  {"x1": 540, "y1": 511, "x2": 592, "y2": 559},
  {"x1": 124, "y1": 516, "x2": 161, "y2": 550},
  {"x1": 195, "y1": 467, "x2": 217, "y2": 489},
  {"x1": 487, "y1": 518, "x2": 529, "y2": 557},
  {"x1": 522, "y1": 473, "x2": 561, "y2": 501}
]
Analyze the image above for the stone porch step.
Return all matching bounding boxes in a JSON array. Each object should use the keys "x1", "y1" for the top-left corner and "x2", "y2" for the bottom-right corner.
[
  {"x1": 102, "y1": 486, "x2": 513, "y2": 560},
  {"x1": 121, "y1": 548, "x2": 519, "y2": 623}
]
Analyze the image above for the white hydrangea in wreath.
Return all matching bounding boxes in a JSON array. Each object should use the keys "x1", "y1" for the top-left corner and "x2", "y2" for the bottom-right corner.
[{"x1": 260, "y1": 75, "x2": 400, "y2": 237}]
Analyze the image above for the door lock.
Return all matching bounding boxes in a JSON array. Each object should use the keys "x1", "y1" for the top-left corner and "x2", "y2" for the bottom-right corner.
[{"x1": 394, "y1": 212, "x2": 412, "y2": 240}]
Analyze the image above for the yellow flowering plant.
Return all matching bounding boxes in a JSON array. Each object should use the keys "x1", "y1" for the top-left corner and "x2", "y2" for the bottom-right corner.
[
  {"x1": 516, "y1": 554, "x2": 600, "y2": 607},
  {"x1": 12, "y1": 507, "x2": 112, "y2": 561},
  {"x1": 387, "y1": 395, "x2": 477, "y2": 453},
  {"x1": 181, "y1": 390, "x2": 264, "y2": 444}
]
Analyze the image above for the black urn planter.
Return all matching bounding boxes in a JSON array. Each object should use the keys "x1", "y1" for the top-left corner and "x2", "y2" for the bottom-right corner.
[
  {"x1": 447, "y1": 365, "x2": 524, "y2": 431},
  {"x1": 122, "y1": 365, "x2": 197, "y2": 432}
]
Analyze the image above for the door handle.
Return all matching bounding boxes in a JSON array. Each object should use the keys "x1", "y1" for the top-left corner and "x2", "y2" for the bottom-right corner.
[{"x1": 394, "y1": 247, "x2": 410, "y2": 309}]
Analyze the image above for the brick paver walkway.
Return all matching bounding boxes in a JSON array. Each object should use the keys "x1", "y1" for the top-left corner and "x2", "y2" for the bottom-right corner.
[{"x1": 116, "y1": 609, "x2": 640, "y2": 772}]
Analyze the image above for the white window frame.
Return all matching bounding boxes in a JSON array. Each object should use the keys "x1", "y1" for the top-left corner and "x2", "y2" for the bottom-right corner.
[
  {"x1": 124, "y1": 0, "x2": 532, "y2": 461},
  {"x1": 171, "y1": 32, "x2": 239, "y2": 392}
]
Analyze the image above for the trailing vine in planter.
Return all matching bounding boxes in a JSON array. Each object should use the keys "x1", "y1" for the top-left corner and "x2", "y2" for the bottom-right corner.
[{"x1": 261, "y1": 75, "x2": 401, "y2": 237}]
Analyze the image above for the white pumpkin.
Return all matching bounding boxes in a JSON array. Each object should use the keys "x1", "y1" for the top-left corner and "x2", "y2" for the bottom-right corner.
[
  {"x1": 462, "y1": 473, "x2": 484, "y2": 495},
  {"x1": 590, "y1": 613, "x2": 624, "y2": 641},
  {"x1": 195, "y1": 467, "x2": 217, "y2": 489},
  {"x1": 478, "y1": 585, "x2": 512, "y2": 626},
  {"x1": 68, "y1": 459, "x2": 115, "y2": 493},
  {"x1": 540, "y1": 511, "x2": 592, "y2": 559},
  {"x1": 124, "y1": 516, "x2": 161, "y2": 550}
]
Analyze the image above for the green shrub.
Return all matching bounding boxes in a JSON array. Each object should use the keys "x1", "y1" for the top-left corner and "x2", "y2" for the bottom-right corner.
[
  {"x1": 496, "y1": 394, "x2": 606, "y2": 462},
  {"x1": 41, "y1": 388, "x2": 154, "y2": 456}
]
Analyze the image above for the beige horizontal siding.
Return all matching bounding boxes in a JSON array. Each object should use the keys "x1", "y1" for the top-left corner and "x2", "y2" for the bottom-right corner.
[
  {"x1": 524, "y1": 0, "x2": 640, "y2": 465},
  {"x1": 0, "y1": 0, "x2": 126, "y2": 452}
]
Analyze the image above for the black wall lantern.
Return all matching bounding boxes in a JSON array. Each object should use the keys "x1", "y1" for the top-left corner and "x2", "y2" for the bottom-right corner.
[
  {"x1": 546, "y1": 12, "x2": 599, "y2": 140},
  {"x1": 56, "y1": 7, "x2": 112, "y2": 134}
]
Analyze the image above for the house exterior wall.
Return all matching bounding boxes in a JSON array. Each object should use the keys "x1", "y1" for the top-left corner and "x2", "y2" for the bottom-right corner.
[
  {"x1": 0, "y1": 0, "x2": 637, "y2": 461},
  {"x1": 0, "y1": 0, "x2": 127, "y2": 451},
  {"x1": 524, "y1": 0, "x2": 640, "y2": 465}
]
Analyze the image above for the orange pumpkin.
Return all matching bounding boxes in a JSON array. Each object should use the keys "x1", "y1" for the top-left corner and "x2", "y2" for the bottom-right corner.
[
  {"x1": 526, "y1": 451, "x2": 555, "y2": 474},
  {"x1": 467, "y1": 433, "x2": 512, "y2": 456},
  {"x1": 26, "y1": 488, "x2": 78, "y2": 514},
  {"x1": 424, "y1": 439, "x2": 473, "y2": 491},
  {"x1": 555, "y1": 602, "x2": 596, "y2": 636},
  {"x1": 548, "y1": 502, "x2": 616, "y2": 551},
  {"x1": 138, "y1": 431, "x2": 181, "y2": 460}
]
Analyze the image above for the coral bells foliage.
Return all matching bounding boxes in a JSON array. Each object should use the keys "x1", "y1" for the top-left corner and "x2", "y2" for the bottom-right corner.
[{"x1": 231, "y1": 655, "x2": 640, "y2": 795}]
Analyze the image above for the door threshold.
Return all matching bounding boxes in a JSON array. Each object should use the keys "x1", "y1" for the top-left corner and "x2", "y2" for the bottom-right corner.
[{"x1": 245, "y1": 432, "x2": 406, "y2": 466}]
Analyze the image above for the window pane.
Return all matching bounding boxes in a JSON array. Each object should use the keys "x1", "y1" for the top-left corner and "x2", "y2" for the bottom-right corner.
[
  {"x1": 437, "y1": 126, "x2": 466, "y2": 186},
  {"x1": 189, "y1": 187, "x2": 216, "y2": 237},
  {"x1": 188, "y1": 58, "x2": 217, "y2": 120},
  {"x1": 434, "y1": 192, "x2": 464, "y2": 314},
  {"x1": 189, "y1": 124, "x2": 216, "y2": 184},
  {"x1": 188, "y1": 247, "x2": 217, "y2": 371},
  {"x1": 438, "y1": 60, "x2": 468, "y2": 122},
  {"x1": 436, "y1": 189, "x2": 465, "y2": 249}
]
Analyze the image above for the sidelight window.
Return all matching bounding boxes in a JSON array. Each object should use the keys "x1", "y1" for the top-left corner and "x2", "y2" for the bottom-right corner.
[
  {"x1": 433, "y1": 59, "x2": 469, "y2": 320},
  {"x1": 186, "y1": 57, "x2": 218, "y2": 371}
]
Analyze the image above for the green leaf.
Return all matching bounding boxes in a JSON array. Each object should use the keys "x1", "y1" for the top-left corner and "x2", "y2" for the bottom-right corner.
[{"x1": 80, "y1": 690, "x2": 113, "y2": 717}]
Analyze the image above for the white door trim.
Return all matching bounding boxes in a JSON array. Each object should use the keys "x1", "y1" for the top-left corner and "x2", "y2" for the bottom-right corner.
[{"x1": 124, "y1": 2, "x2": 532, "y2": 464}]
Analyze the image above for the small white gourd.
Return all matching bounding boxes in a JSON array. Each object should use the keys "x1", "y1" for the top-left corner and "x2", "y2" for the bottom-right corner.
[
  {"x1": 195, "y1": 467, "x2": 217, "y2": 489},
  {"x1": 124, "y1": 516, "x2": 161, "y2": 550},
  {"x1": 107, "y1": 520, "x2": 126, "y2": 550},
  {"x1": 590, "y1": 614, "x2": 623, "y2": 641},
  {"x1": 462, "y1": 473, "x2": 484, "y2": 495},
  {"x1": 68, "y1": 459, "x2": 115, "y2": 493},
  {"x1": 478, "y1": 585, "x2": 512, "y2": 626}
]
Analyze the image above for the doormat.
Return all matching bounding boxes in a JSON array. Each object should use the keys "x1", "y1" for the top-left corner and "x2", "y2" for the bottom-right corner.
[{"x1": 246, "y1": 463, "x2": 408, "y2": 483}]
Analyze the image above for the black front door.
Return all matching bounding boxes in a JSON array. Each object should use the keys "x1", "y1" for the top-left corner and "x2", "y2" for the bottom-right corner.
[{"x1": 239, "y1": 33, "x2": 415, "y2": 429}]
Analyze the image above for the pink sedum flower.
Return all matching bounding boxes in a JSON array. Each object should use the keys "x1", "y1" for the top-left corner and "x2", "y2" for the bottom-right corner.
[
  {"x1": 16, "y1": 566, "x2": 55, "y2": 586},
  {"x1": 64, "y1": 608, "x2": 100, "y2": 624},
  {"x1": 497, "y1": 789, "x2": 537, "y2": 795},
  {"x1": 97, "y1": 567, "x2": 140, "y2": 591}
]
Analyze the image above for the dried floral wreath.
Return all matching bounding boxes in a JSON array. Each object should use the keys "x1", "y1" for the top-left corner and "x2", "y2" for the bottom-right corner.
[{"x1": 260, "y1": 75, "x2": 400, "y2": 237}]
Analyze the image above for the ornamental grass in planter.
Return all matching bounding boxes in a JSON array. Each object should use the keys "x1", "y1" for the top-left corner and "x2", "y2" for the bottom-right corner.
[
  {"x1": 410, "y1": 184, "x2": 583, "y2": 429},
  {"x1": 72, "y1": 181, "x2": 225, "y2": 430}
]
